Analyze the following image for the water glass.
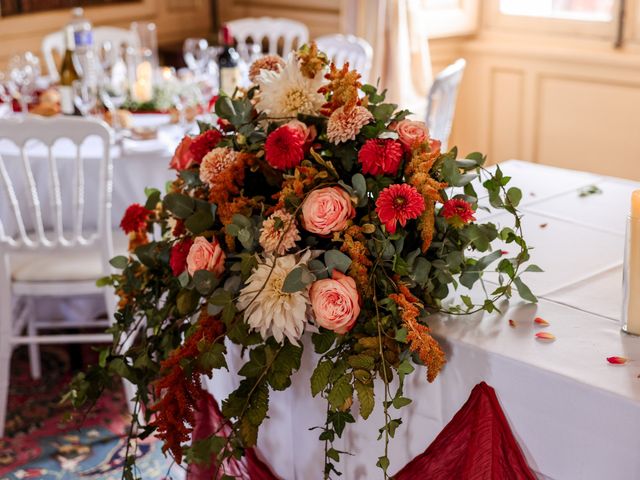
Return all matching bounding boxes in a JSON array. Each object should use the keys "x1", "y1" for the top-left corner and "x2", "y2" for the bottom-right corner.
[
  {"x1": 8, "y1": 52, "x2": 40, "y2": 115},
  {"x1": 73, "y1": 80, "x2": 97, "y2": 117}
]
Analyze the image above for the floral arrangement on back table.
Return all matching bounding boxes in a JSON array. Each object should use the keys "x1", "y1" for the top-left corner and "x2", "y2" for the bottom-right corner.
[{"x1": 70, "y1": 44, "x2": 537, "y2": 479}]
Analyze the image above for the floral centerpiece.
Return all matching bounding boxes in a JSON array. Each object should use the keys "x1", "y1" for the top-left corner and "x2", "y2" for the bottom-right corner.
[{"x1": 70, "y1": 44, "x2": 537, "y2": 479}]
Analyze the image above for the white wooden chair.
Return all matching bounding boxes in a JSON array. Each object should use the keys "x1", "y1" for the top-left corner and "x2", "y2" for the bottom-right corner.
[
  {"x1": 315, "y1": 34, "x2": 373, "y2": 84},
  {"x1": 0, "y1": 116, "x2": 133, "y2": 437},
  {"x1": 41, "y1": 26, "x2": 139, "y2": 82},
  {"x1": 226, "y1": 17, "x2": 309, "y2": 57},
  {"x1": 425, "y1": 58, "x2": 467, "y2": 151}
]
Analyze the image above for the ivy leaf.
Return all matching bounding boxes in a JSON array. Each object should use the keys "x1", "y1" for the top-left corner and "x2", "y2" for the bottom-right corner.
[
  {"x1": 312, "y1": 329, "x2": 336, "y2": 354},
  {"x1": 348, "y1": 354, "x2": 375, "y2": 370},
  {"x1": 354, "y1": 380, "x2": 374, "y2": 420},
  {"x1": 392, "y1": 396, "x2": 412, "y2": 409},
  {"x1": 376, "y1": 455, "x2": 390, "y2": 472},
  {"x1": 514, "y1": 277, "x2": 537, "y2": 303},
  {"x1": 311, "y1": 361, "x2": 333, "y2": 397},
  {"x1": 328, "y1": 375, "x2": 353, "y2": 410}
]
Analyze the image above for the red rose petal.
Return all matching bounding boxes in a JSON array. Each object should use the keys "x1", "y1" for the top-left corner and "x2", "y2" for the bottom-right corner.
[
  {"x1": 534, "y1": 317, "x2": 550, "y2": 326},
  {"x1": 508, "y1": 319, "x2": 516, "y2": 327},
  {"x1": 535, "y1": 332, "x2": 555, "y2": 341},
  {"x1": 606, "y1": 356, "x2": 629, "y2": 365}
]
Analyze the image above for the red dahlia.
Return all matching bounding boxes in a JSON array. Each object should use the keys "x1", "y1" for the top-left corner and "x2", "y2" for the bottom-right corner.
[
  {"x1": 120, "y1": 203, "x2": 152, "y2": 234},
  {"x1": 265, "y1": 124, "x2": 306, "y2": 170},
  {"x1": 358, "y1": 138, "x2": 404, "y2": 176},
  {"x1": 188, "y1": 129, "x2": 223, "y2": 163},
  {"x1": 375, "y1": 184, "x2": 425, "y2": 234},
  {"x1": 169, "y1": 238, "x2": 194, "y2": 276},
  {"x1": 441, "y1": 198, "x2": 476, "y2": 228}
]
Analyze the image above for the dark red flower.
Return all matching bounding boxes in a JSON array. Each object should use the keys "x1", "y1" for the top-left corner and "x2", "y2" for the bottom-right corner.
[
  {"x1": 441, "y1": 198, "x2": 476, "y2": 228},
  {"x1": 188, "y1": 129, "x2": 223, "y2": 163},
  {"x1": 264, "y1": 124, "x2": 306, "y2": 170},
  {"x1": 375, "y1": 184, "x2": 425, "y2": 234},
  {"x1": 358, "y1": 138, "x2": 404, "y2": 176},
  {"x1": 169, "y1": 238, "x2": 194, "y2": 276},
  {"x1": 120, "y1": 203, "x2": 152, "y2": 234}
]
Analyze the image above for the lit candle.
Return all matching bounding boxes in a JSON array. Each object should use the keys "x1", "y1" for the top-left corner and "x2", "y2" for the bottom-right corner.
[
  {"x1": 132, "y1": 61, "x2": 153, "y2": 103},
  {"x1": 624, "y1": 190, "x2": 640, "y2": 334}
]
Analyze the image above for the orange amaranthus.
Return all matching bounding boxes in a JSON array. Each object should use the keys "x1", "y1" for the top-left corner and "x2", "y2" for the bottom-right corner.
[
  {"x1": 340, "y1": 225, "x2": 373, "y2": 296},
  {"x1": 150, "y1": 311, "x2": 225, "y2": 464},
  {"x1": 297, "y1": 42, "x2": 329, "y2": 79},
  {"x1": 272, "y1": 165, "x2": 319, "y2": 212},
  {"x1": 389, "y1": 284, "x2": 446, "y2": 382}
]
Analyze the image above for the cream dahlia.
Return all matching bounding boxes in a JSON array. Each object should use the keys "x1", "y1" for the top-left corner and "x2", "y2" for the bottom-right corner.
[
  {"x1": 237, "y1": 252, "x2": 312, "y2": 344},
  {"x1": 199, "y1": 147, "x2": 237, "y2": 186},
  {"x1": 254, "y1": 53, "x2": 326, "y2": 119},
  {"x1": 259, "y1": 209, "x2": 301, "y2": 255},
  {"x1": 326, "y1": 105, "x2": 373, "y2": 144}
]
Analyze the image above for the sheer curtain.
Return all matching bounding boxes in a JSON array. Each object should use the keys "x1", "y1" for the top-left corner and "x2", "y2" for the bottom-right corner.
[{"x1": 342, "y1": 0, "x2": 433, "y2": 119}]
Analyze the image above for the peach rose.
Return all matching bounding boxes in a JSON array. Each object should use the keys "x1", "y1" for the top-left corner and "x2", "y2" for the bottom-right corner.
[
  {"x1": 186, "y1": 237, "x2": 226, "y2": 277},
  {"x1": 393, "y1": 120, "x2": 430, "y2": 151},
  {"x1": 169, "y1": 136, "x2": 196, "y2": 171},
  {"x1": 310, "y1": 271, "x2": 360, "y2": 334},
  {"x1": 301, "y1": 187, "x2": 355, "y2": 235}
]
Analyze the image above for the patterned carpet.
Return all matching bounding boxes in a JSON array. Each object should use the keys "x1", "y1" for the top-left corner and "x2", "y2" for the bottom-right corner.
[{"x1": 0, "y1": 347, "x2": 176, "y2": 480}]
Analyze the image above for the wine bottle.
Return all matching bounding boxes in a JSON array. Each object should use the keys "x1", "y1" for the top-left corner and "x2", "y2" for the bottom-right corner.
[
  {"x1": 218, "y1": 25, "x2": 241, "y2": 95},
  {"x1": 59, "y1": 26, "x2": 80, "y2": 115}
]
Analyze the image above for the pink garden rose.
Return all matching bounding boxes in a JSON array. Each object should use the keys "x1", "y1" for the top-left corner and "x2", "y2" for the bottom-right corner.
[
  {"x1": 169, "y1": 136, "x2": 197, "y2": 171},
  {"x1": 186, "y1": 237, "x2": 226, "y2": 277},
  {"x1": 286, "y1": 119, "x2": 317, "y2": 144},
  {"x1": 393, "y1": 120, "x2": 430, "y2": 151},
  {"x1": 301, "y1": 187, "x2": 355, "y2": 235},
  {"x1": 310, "y1": 271, "x2": 360, "y2": 334}
]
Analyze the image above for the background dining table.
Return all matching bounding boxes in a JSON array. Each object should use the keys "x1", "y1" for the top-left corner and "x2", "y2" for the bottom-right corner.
[{"x1": 206, "y1": 160, "x2": 640, "y2": 480}]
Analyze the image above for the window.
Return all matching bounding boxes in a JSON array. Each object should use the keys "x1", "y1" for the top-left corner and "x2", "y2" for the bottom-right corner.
[
  {"x1": 421, "y1": 0, "x2": 479, "y2": 38},
  {"x1": 500, "y1": 0, "x2": 615, "y2": 22}
]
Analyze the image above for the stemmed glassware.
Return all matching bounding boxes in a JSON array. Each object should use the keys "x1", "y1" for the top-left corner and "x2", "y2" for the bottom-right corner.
[
  {"x1": 72, "y1": 80, "x2": 97, "y2": 117},
  {"x1": 8, "y1": 52, "x2": 40, "y2": 115},
  {"x1": 183, "y1": 38, "x2": 211, "y2": 77},
  {"x1": 0, "y1": 72, "x2": 15, "y2": 118}
]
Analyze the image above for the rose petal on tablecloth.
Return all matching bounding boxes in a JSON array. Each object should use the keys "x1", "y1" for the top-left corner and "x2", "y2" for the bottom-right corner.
[
  {"x1": 535, "y1": 332, "x2": 556, "y2": 341},
  {"x1": 534, "y1": 317, "x2": 550, "y2": 326},
  {"x1": 606, "y1": 356, "x2": 629, "y2": 365}
]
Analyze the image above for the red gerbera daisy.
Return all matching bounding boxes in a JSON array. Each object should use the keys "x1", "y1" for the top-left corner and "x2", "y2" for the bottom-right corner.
[
  {"x1": 441, "y1": 198, "x2": 476, "y2": 228},
  {"x1": 358, "y1": 138, "x2": 404, "y2": 176},
  {"x1": 169, "y1": 238, "x2": 194, "y2": 276},
  {"x1": 120, "y1": 203, "x2": 152, "y2": 234},
  {"x1": 264, "y1": 124, "x2": 306, "y2": 170},
  {"x1": 375, "y1": 184, "x2": 425, "y2": 234},
  {"x1": 188, "y1": 129, "x2": 223, "y2": 163}
]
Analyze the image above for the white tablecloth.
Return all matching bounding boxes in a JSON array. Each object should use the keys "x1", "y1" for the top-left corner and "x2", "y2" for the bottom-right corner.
[{"x1": 205, "y1": 161, "x2": 640, "y2": 480}]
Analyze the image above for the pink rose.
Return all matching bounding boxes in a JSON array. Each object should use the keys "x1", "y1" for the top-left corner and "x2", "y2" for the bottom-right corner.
[
  {"x1": 170, "y1": 136, "x2": 197, "y2": 171},
  {"x1": 286, "y1": 119, "x2": 317, "y2": 145},
  {"x1": 310, "y1": 271, "x2": 360, "y2": 334},
  {"x1": 393, "y1": 120, "x2": 430, "y2": 151},
  {"x1": 186, "y1": 237, "x2": 226, "y2": 277},
  {"x1": 301, "y1": 187, "x2": 355, "y2": 235}
]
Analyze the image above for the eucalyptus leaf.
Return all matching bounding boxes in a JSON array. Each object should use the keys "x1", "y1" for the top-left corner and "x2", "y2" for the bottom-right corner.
[{"x1": 324, "y1": 250, "x2": 352, "y2": 274}]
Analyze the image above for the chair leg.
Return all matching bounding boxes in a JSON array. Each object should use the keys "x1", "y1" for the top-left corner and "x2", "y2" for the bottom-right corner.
[
  {"x1": 27, "y1": 317, "x2": 42, "y2": 380},
  {"x1": 0, "y1": 257, "x2": 12, "y2": 438}
]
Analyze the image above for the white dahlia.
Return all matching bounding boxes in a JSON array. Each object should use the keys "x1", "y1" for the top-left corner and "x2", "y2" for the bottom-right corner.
[
  {"x1": 254, "y1": 53, "x2": 326, "y2": 119},
  {"x1": 237, "y1": 252, "x2": 312, "y2": 344}
]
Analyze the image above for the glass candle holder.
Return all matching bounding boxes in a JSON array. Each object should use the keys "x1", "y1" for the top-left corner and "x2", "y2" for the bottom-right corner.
[{"x1": 621, "y1": 215, "x2": 640, "y2": 335}]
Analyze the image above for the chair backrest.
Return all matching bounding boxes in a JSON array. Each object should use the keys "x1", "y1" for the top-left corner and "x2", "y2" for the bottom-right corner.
[
  {"x1": 425, "y1": 59, "x2": 467, "y2": 151},
  {"x1": 315, "y1": 34, "x2": 373, "y2": 83},
  {"x1": 0, "y1": 117, "x2": 113, "y2": 254},
  {"x1": 41, "y1": 26, "x2": 139, "y2": 81},
  {"x1": 226, "y1": 17, "x2": 309, "y2": 57}
]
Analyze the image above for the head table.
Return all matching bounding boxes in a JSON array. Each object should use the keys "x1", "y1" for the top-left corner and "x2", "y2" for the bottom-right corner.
[
  {"x1": 205, "y1": 160, "x2": 640, "y2": 480},
  {"x1": 2, "y1": 119, "x2": 639, "y2": 480}
]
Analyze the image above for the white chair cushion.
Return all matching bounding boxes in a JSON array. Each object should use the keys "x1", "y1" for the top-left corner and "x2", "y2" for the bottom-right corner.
[{"x1": 10, "y1": 233, "x2": 129, "y2": 283}]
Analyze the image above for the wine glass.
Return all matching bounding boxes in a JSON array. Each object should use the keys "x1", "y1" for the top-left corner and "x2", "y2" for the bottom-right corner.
[
  {"x1": 100, "y1": 77, "x2": 128, "y2": 132},
  {"x1": 0, "y1": 71, "x2": 15, "y2": 118},
  {"x1": 73, "y1": 80, "x2": 97, "y2": 117},
  {"x1": 8, "y1": 52, "x2": 40, "y2": 115},
  {"x1": 183, "y1": 38, "x2": 210, "y2": 77}
]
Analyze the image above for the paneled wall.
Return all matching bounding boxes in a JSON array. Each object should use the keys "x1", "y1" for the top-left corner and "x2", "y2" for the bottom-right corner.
[
  {"x1": 0, "y1": 0, "x2": 212, "y2": 71},
  {"x1": 455, "y1": 33, "x2": 640, "y2": 180}
]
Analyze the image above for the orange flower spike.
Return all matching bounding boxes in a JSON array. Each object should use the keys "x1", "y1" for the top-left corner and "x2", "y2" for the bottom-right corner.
[
  {"x1": 534, "y1": 317, "x2": 550, "y2": 326},
  {"x1": 508, "y1": 319, "x2": 516, "y2": 327},
  {"x1": 535, "y1": 332, "x2": 556, "y2": 341},
  {"x1": 606, "y1": 356, "x2": 629, "y2": 365}
]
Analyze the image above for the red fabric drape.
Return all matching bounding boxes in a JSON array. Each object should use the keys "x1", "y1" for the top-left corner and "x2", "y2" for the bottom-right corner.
[
  {"x1": 393, "y1": 382, "x2": 536, "y2": 480},
  {"x1": 187, "y1": 392, "x2": 279, "y2": 480}
]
